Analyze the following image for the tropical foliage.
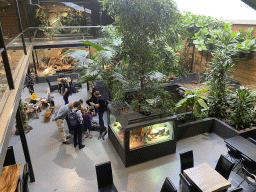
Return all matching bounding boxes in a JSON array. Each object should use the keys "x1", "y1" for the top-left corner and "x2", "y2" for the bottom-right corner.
[
  {"x1": 227, "y1": 87, "x2": 256, "y2": 130},
  {"x1": 176, "y1": 87, "x2": 208, "y2": 119},
  {"x1": 206, "y1": 50, "x2": 234, "y2": 119},
  {"x1": 99, "y1": 0, "x2": 183, "y2": 112}
]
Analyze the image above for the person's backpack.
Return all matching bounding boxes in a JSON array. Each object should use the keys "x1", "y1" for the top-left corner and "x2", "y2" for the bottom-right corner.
[{"x1": 68, "y1": 110, "x2": 79, "y2": 127}]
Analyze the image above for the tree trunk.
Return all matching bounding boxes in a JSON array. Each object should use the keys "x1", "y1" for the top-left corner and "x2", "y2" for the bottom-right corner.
[{"x1": 191, "y1": 45, "x2": 195, "y2": 72}]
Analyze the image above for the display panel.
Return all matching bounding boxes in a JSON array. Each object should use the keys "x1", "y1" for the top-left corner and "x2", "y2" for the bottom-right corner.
[
  {"x1": 129, "y1": 121, "x2": 174, "y2": 150},
  {"x1": 109, "y1": 112, "x2": 124, "y2": 148}
]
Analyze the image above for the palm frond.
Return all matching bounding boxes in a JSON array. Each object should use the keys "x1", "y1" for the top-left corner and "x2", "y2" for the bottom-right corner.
[{"x1": 64, "y1": 49, "x2": 89, "y2": 61}]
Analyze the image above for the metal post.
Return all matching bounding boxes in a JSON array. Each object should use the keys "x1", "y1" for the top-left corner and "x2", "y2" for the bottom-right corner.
[
  {"x1": 22, "y1": 0, "x2": 31, "y2": 42},
  {"x1": 16, "y1": 105, "x2": 35, "y2": 182},
  {"x1": 89, "y1": 46, "x2": 91, "y2": 59},
  {"x1": 34, "y1": 49, "x2": 39, "y2": 67},
  {"x1": 0, "y1": 24, "x2": 14, "y2": 89},
  {"x1": 32, "y1": 51, "x2": 39, "y2": 83},
  {"x1": 100, "y1": 11, "x2": 102, "y2": 38},
  {"x1": 14, "y1": 0, "x2": 27, "y2": 55}
]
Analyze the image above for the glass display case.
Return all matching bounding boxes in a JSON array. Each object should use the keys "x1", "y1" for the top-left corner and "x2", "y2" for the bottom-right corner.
[
  {"x1": 129, "y1": 121, "x2": 174, "y2": 150},
  {"x1": 108, "y1": 104, "x2": 177, "y2": 167},
  {"x1": 109, "y1": 113, "x2": 124, "y2": 148}
]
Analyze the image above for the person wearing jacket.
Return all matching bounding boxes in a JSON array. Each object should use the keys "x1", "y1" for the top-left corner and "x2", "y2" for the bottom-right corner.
[{"x1": 52, "y1": 102, "x2": 73, "y2": 144}]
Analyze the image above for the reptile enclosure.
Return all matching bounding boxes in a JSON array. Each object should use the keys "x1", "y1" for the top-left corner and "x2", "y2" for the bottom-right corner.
[{"x1": 108, "y1": 104, "x2": 177, "y2": 167}]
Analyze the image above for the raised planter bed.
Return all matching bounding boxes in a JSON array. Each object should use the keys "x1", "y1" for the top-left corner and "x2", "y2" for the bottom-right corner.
[{"x1": 177, "y1": 114, "x2": 255, "y2": 141}]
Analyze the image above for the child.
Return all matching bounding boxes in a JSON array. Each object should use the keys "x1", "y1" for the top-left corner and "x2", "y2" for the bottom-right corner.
[
  {"x1": 81, "y1": 108, "x2": 92, "y2": 139},
  {"x1": 47, "y1": 92, "x2": 55, "y2": 106},
  {"x1": 78, "y1": 99, "x2": 84, "y2": 110}
]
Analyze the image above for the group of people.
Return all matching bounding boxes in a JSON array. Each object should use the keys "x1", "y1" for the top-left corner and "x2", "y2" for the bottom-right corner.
[{"x1": 52, "y1": 91, "x2": 106, "y2": 150}]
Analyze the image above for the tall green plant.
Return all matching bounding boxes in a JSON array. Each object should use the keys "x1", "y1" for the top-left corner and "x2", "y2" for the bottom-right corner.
[
  {"x1": 100, "y1": 0, "x2": 182, "y2": 112},
  {"x1": 227, "y1": 87, "x2": 255, "y2": 130},
  {"x1": 207, "y1": 50, "x2": 234, "y2": 118}
]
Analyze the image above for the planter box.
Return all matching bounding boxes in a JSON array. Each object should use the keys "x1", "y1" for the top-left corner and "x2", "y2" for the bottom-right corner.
[
  {"x1": 177, "y1": 118, "x2": 213, "y2": 140},
  {"x1": 177, "y1": 115, "x2": 256, "y2": 141},
  {"x1": 212, "y1": 118, "x2": 239, "y2": 139}
]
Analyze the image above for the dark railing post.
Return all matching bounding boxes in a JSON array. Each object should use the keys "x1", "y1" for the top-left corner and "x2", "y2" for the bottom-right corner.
[
  {"x1": 14, "y1": 0, "x2": 27, "y2": 55},
  {"x1": 100, "y1": 11, "x2": 102, "y2": 38},
  {"x1": 16, "y1": 104, "x2": 35, "y2": 182},
  {"x1": 22, "y1": 0, "x2": 31, "y2": 42},
  {"x1": 0, "y1": 24, "x2": 14, "y2": 89},
  {"x1": 34, "y1": 49, "x2": 39, "y2": 67},
  {"x1": 32, "y1": 51, "x2": 39, "y2": 83}
]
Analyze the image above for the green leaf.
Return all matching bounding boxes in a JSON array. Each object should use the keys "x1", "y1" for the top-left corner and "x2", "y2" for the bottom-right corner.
[
  {"x1": 193, "y1": 105, "x2": 201, "y2": 115},
  {"x1": 198, "y1": 99, "x2": 208, "y2": 109},
  {"x1": 80, "y1": 39, "x2": 109, "y2": 51},
  {"x1": 195, "y1": 88, "x2": 208, "y2": 94},
  {"x1": 176, "y1": 97, "x2": 188, "y2": 107}
]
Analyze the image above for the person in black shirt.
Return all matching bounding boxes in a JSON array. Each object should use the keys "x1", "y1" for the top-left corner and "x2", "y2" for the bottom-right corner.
[
  {"x1": 86, "y1": 87, "x2": 98, "y2": 115},
  {"x1": 63, "y1": 82, "x2": 70, "y2": 105},
  {"x1": 91, "y1": 91, "x2": 106, "y2": 140}
]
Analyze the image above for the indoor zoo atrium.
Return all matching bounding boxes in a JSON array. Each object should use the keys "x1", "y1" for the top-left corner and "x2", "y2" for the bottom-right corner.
[{"x1": 0, "y1": 0, "x2": 256, "y2": 191}]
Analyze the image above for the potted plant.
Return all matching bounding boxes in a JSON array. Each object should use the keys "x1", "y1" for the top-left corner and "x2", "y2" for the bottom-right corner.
[{"x1": 176, "y1": 87, "x2": 208, "y2": 124}]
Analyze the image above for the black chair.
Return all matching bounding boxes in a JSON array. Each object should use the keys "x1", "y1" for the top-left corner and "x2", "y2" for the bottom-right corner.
[
  {"x1": 23, "y1": 163, "x2": 30, "y2": 192},
  {"x1": 3, "y1": 146, "x2": 16, "y2": 167},
  {"x1": 95, "y1": 161, "x2": 118, "y2": 192},
  {"x1": 46, "y1": 78, "x2": 59, "y2": 93},
  {"x1": 179, "y1": 173, "x2": 198, "y2": 192},
  {"x1": 228, "y1": 187, "x2": 243, "y2": 192},
  {"x1": 15, "y1": 179, "x2": 23, "y2": 192},
  {"x1": 237, "y1": 154, "x2": 256, "y2": 174},
  {"x1": 215, "y1": 154, "x2": 235, "y2": 180},
  {"x1": 247, "y1": 137, "x2": 256, "y2": 145},
  {"x1": 180, "y1": 150, "x2": 194, "y2": 174},
  {"x1": 238, "y1": 167, "x2": 256, "y2": 192},
  {"x1": 226, "y1": 144, "x2": 242, "y2": 170},
  {"x1": 58, "y1": 73, "x2": 66, "y2": 78},
  {"x1": 160, "y1": 177, "x2": 177, "y2": 192},
  {"x1": 70, "y1": 79, "x2": 82, "y2": 91}
]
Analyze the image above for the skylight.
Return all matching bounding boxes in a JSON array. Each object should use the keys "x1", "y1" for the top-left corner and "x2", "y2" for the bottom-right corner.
[
  {"x1": 175, "y1": 0, "x2": 256, "y2": 20},
  {"x1": 62, "y1": 2, "x2": 91, "y2": 14}
]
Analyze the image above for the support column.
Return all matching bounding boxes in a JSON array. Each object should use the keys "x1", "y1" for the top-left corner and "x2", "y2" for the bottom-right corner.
[
  {"x1": 16, "y1": 105, "x2": 35, "y2": 182},
  {"x1": 32, "y1": 51, "x2": 39, "y2": 83},
  {"x1": 35, "y1": 49, "x2": 39, "y2": 67},
  {"x1": 22, "y1": 0, "x2": 31, "y2": 42},
  {"x1": 14, "y1": 0, "x2": 27, "y2": 55}
]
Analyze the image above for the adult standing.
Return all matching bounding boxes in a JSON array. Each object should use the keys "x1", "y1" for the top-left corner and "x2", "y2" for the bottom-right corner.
[
  {"x1": 91, "y1": 91, "x2": 106, "y2": 140},
  {"x1": 52, "y1": 102, "x2": 73, "y2": 144},
  {"x1": 86, "y1": 87, "x2": 98, "y2": 116},
  {"x1": 62, "y1": 81, "x2": 70, "y2": 105},
  {"x1": 69, "y1": 101, "x2": 85, "y2": 149},
  {"x1": 25, "y1": 72, "x2": 34, "y2": 94}
]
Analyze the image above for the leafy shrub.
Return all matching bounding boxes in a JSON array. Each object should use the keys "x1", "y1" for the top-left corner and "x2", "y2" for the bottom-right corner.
[
  {"x1": 227, "y1": 87, "x2": 255, "y2": 130},
  {"x1": 176, "y1": 87, "x2": 208, "y2": 120},
  {"x1": 207, "y1": 50, "x2": 234, "y2": 119}
]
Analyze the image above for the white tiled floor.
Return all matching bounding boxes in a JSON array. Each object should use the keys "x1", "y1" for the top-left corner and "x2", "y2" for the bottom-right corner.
[{"x1": 8, "y1": 82, "x2": 253, "y2": 192}]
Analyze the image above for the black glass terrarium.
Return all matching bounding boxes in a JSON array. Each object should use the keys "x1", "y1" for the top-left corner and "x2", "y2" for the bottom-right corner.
[{"x1": 108, "y1": 103, "x2": 177, "y2": 167}]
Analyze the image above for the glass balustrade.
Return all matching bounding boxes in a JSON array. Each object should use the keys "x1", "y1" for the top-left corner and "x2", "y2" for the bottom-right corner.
[
  {"x1": 31, "y1": 26, "x2": 102, "y2": 44},
  {"x1": 6, "y1": 34, "x2": 25, "y2": 75}
]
